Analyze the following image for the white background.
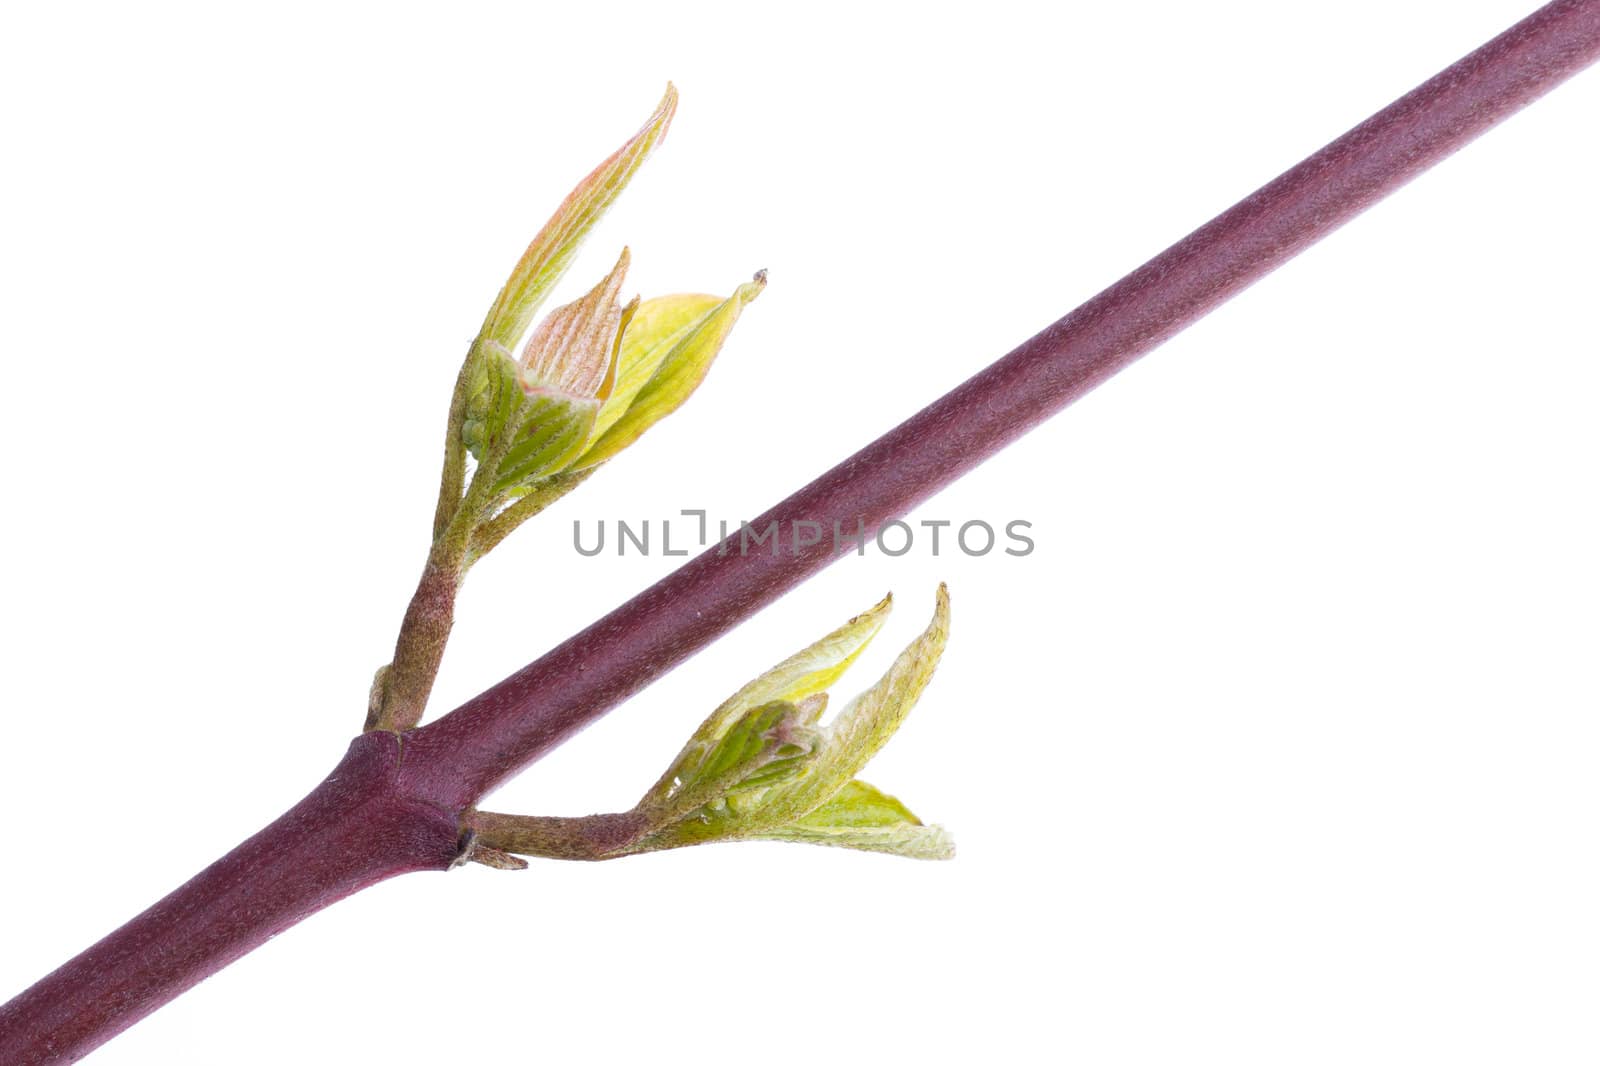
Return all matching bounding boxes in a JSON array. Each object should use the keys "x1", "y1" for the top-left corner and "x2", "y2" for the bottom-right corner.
[{"x1": 2, "y1": 1, "x2": 1597, "y2": 1062}]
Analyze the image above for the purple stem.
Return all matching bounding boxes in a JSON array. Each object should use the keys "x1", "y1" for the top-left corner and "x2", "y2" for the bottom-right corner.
[
  {"x1": 0, "y1": 735, "x2": 461, "y2": 1061},
  {"x1": 4, "y1": 1, "x2": 1597, "y2": 1060}
]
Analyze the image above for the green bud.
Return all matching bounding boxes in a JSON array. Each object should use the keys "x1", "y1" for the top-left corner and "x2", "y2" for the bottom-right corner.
[
  {"x1": 462, "y1": 249, "x2": 763, "y2": 503},
  {"x1": 438, "y1": 85, "x2": 765, "y2": 565},
  {"x1": 634, "y1": 584, "x2": 953, "y2": 859},
  {"x1": 388, "y1": 86, "x2": 768, "y2": 735},
  {"x1": 465, "y1": 250, "x2": 632, "y2": 495},
  {"x1": 640, "y1": 591, "x2": 890, "y2": 809},
  {"x1": 464, "y1": 586, "x2": 954, "y2": 865}
]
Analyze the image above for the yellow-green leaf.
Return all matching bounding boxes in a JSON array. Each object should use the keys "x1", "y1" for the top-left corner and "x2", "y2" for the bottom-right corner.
[
  {"x1": 643, "y1": 696, "x2": 824, "y2": 836},
  {"x1": 480, "y1": 85, "x2": 676, "y2": 352},
  {"x1": 638, "y1": 593, "x2": 890, "y2": 809},
  {"x1": 697, "y1": 595, "x2": 889, "y2": 747},
  {"x1": 762, "y1": 584, "x2": 951, "y2": 822},
  {"x1": 753, "y1": 779, "x2": 955, "y2": 860},
  {"x1": 589, "y1": 292, "x2": 722, "y2": 440},
  {"x1": 572, "y1": 271, "x2": 766, "y2": 469}
]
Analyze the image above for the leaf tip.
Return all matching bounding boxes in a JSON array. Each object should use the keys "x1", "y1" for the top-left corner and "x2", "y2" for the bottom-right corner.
[
  {"x1": 921, "y1": 826, "x2": 958, "y2": 861},
  {"x1": 657, "y1": 81, "x2": 680, "y2": 128},
  {"x1": 737, "y1": 268, "x2": 769, "y2": 305}
]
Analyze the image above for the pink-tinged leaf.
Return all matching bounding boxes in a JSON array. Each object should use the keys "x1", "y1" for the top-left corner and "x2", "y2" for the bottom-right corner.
[
  {"x1": 519, "y1": 247, "x2": 631, "y2": 400},
  {"x1": 480, "y1": 84, "x2": 677, "y2": 351}
]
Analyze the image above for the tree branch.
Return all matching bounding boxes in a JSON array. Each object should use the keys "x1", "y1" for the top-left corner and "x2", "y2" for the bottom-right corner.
[
  {"x1": 3, "y1": 2, "x2": 1597, "y2": 1059},
  {"x1": 0, "y1": 734, "x2": 461, "y2": 1060}
]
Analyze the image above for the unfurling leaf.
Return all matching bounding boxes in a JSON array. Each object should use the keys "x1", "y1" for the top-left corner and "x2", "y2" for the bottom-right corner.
[
  {"x1": 464, "y1": 252, "x2": 633, "y2": 495},
  {"x1": 640, "y1": 591, "x2": 891, "y2": 809},
  {"x1": 753, "y1": 582, "x2": 951, "y2": 822},
  {"x1": 519, "y1": 247, "x2": 632, "y2": 399},
  {"x1": 592, "y1": 293, "x2": 723, "y2": 439},
  {"x1": 752, "y1": 780, "x2": 956, "y2": 860},
  {"x1": 574, "y1": 271, "x2": 767, "y2": 469},
  {"x1": 633, "y1": 584, "x2": 951, "y2": 854},
  {"x1": 480, "y1": 85, "x2": 677, "y2": 352},
  {"x1": 648, "y1": 697, "x2": 825, "y2": 835}
]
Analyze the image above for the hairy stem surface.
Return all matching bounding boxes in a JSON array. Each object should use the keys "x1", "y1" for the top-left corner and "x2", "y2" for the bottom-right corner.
[{"x1": 368, "y1": 554, "x2": 462, "y2": 731}]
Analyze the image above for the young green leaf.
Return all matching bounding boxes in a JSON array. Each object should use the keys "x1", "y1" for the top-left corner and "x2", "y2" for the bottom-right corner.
[
  {"x1": 768, "y1": 583, "x2": 951, "y2": 820},
  {"x1": 640, "y1": 591, "x2": 893, "y2": 807},
  {"x1": 480, "y1": 84, "x2": 676, "y2": 352},
  {"x1": 634, "y1": 586, "x2": 952, "y2": 854},
  {"x1": 646, "y1": 696, "x2": 825, "y2": 837},
  {"x1": 752, "y1": 780, "x2": 956, "y2": 860},
  {"x1": 574, "y1": 270, "x2": 767, "y2": 469},
  {"x1": 460, "y1": 341, "x2": 523, "y2": 464},
  {"x1": 591, "y1": 292, "x2": 724, "y2": 442},
  {"x1": 491, "y1": 392, "x2": 601, "y2": 492}
]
